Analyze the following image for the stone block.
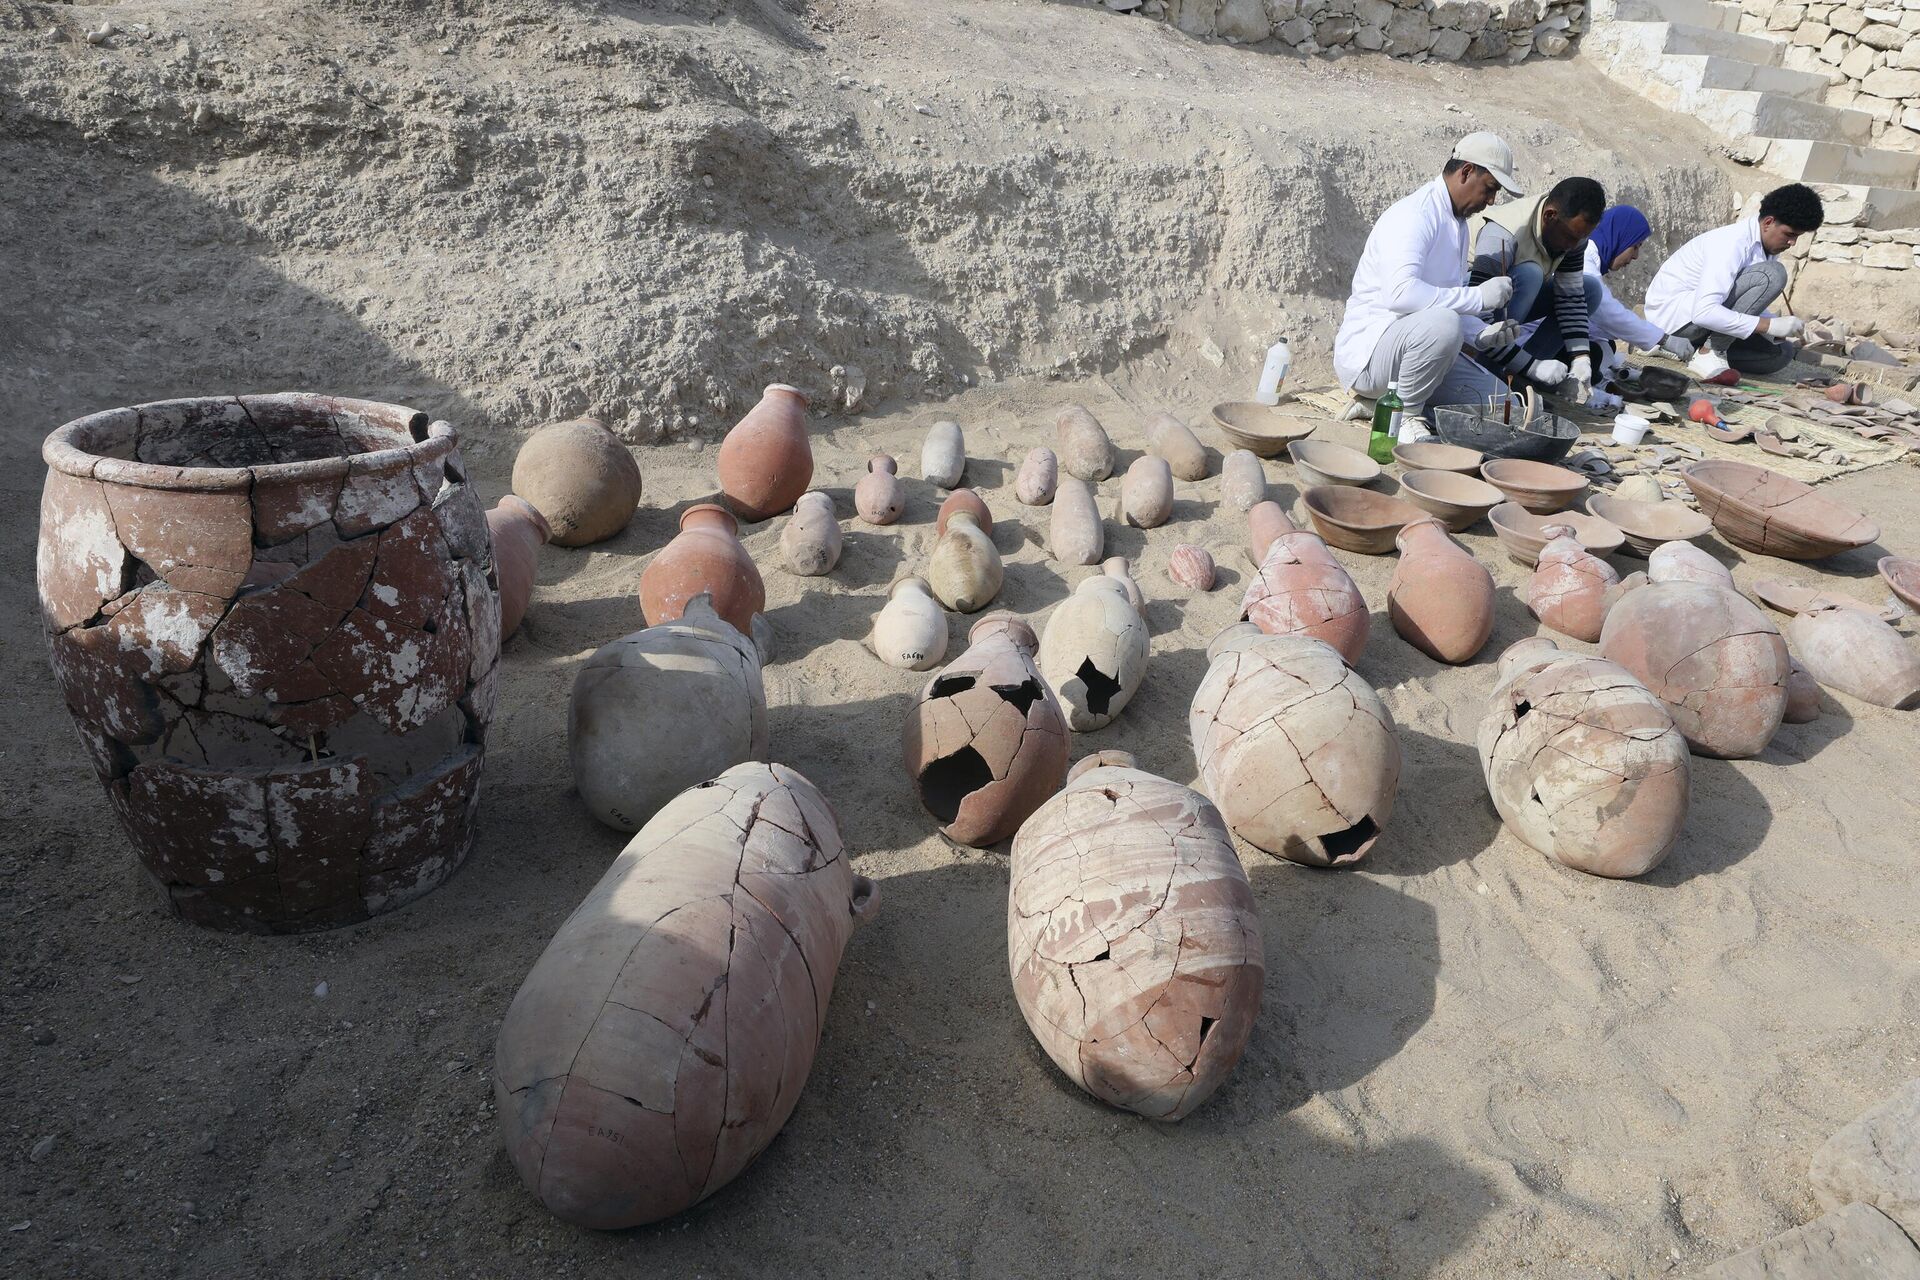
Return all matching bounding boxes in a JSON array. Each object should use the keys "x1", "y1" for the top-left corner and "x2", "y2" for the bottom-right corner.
[
  {"x1": 1860, "y1": 20, "x2": 1906, "y2": 44},
  {"x1": 1354, "y1": 22, "x2": 1386, "y2": 48},
  {"x1": 1832, "y1": 6, "x2": 1869, "y2": 31},
  {"x1": 1430, "y1": 25, "x2": 1472, "y2": 56},
  {"x1": 1278, "y1": 15, "x2": 1314, "y2": 42},
  {"x1": 1866, "y1": 4, "x2": 1902, "y2": 18},
  {"x1": 1864, "y1": 66, "x2": 1920, "y2": 96},
  {"x1": 1841, "y1": 43, "x2": 1881, "y2": 78},
  {"x1": 1905, "y1": 104, "x2": 1920, "y2": 127},
  {"x1": 1807, "y1": 2, "x2": 1836, "y2": 18},
  {"x1": 1313, "y1": 14, "x2": 1358, "y2": 43},
  {"x1": 1354, "y1": 0, "x2": 1395, "y2": 27},
  {"x1": 1387, "y1": 7, "x2": 1435, "y2": 50},
  {"x1": 1265, "y1": 0, "x2": 1301, "y2": 22},
  {"x1": 1218, "y1": 0, "x2": 1273, "y2": 38},
  {"x1": 1771, "y1": 3, "x2": 1809, "y2": 26},
  {"x1": 1538, "y1": 30, "x2": 1569, "y2": 54},
  {"x1": 1432, "y1": 0, "x2": 1491, "y2": 28},
  {"x1": 1822, "y1": 225, "x2": 1865, "y2": 242},
  {"x1": 1793, "y1": 22, "x2": 1833, "y2": 45},
  {"x1": 1864, "y1": 242, "x2": 1914, "y2": 266},
  {"x1": 1168, "y1": 0, "x2": 1221, "y2": 34},
  {"x1": 1501, "y1": 0, "x2": 1540, "y2": 30},
  {"x1": 1697, "y1": 1203, "x2": 1920, "y2": 1279},
  {"x1": 1468, "y1": 27, "x2": 1510, "y2": 56},
  {"x1": 1902, "y1": 8, "x2": 1920, "y2": 26}
]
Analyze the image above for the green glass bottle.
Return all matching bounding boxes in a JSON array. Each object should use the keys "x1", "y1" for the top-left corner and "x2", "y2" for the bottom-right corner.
[{"x1": 1367, "y1": 381, "x2": 1402, "y2": 465}]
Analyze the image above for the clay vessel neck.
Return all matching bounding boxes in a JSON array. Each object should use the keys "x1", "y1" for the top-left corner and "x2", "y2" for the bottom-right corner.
[
  {"x1": 1395, "y1": 518, "x2": 1453, "y2": 557},
  {"x1": 681, "y1": 503, "x2": 739, "y2": 536},
  {"x1": 870, "y1": 455, "x2": 897, "y2": 475},
  {"x1": 969, "y1": 612, "x2": 1038, "y2": 653}
]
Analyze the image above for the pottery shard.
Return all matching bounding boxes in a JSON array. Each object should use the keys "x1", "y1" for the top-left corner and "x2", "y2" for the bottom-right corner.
[
  {"x1": 1145, "y1": 411, "x2": 1208, "y2": 481},
  {"x1": 1015, "y1": 447, "x2": 1058, "y2": 506},
  {"x1": 1038, "y1": 576, "x2": 1149, "y2": 732},
  {"x1": 335, "y1": 451, "x2": 425, "y2": 539},
  {"x1": 1477, "y1": 637, "x2": 1690, "y2": 879},
  {"x1": 1055, "y1": 404, "x2": 1114, "y2": 482},
  {"x1": 37, "y1": 469, "x2": 133, "y2": 631},
  {"x1": 48, "y1": 625, "x2": 169, "y2": 745},
  {"x1": 903, "y1": 614, "x2": 1069, "y2": 847},
  {"x1": 361, "y1": 743, "x2": 483, "y2": 875},
  {"x1": 311, "y1": 583, "x2": 468, "y2": 736},
  {"x1": 1169, "y1": 544, "x2": 1216, "y2": 591},
  {"x1": 1049, "y1": 477, "x2": 1104, "y2": 566},
  {"x1": 101, "y1": 482, "x2": 255, "y2": 599},
  {"x1": 1119, "y1": 456, "x2": 1174, "y2": 529},
  {"x1": 1810, "y1": 1080, "x2": 1920, "y2": 1243},
  {"x1": 1008, "y1": 756, "x2": 1262, "y2": 1121},
  {"x1": 211, "y1": 538, "x2": 375, "y2": 711},
  {"x1": 1696, "y1": 1203, "x2": 1920, "y2": 1280},
  {"x1": 494, "y1": 762, "x2": 876, "y2": 1230},
  {"x1": 110, "y1": 762, "x2": 281, "y2": 922},
  {"x1": 1221, "y1": 450, "x2": 1265, "y2": 511},
  {"x1": 1190, "y1": 626, "x2": 1400, "y2": 867},
  {"x1": 1788, "y1": 606, "x2": 1920, "y2": 710},
  {"x1": 1527, "y1": 527, "x2": 1620, "y2": 644}
]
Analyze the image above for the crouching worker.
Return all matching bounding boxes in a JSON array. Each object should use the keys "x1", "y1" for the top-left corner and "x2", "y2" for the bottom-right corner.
[{"x1": 1466, "y1": 175, "x2": 1608, "y2": 405}]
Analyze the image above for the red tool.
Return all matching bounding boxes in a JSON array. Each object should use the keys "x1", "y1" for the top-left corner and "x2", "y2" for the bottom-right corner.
[{"x1": 1688, "y1": 398, "x2": 1723, "y2": 427}]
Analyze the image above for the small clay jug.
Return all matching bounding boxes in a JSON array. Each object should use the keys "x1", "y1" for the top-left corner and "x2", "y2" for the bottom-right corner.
[
  {"x1": 1222, "y1": 449, "x2": 1265, "y2": 511},
  {"x1": 1120, "y1": 456, "x2": 1174, "y2": 529},
  {"x1": 1389, "y1": 518, "x2": 1493, "y2": 664},
  {"x1": 1050, "y1": 477, "x2": 1103, "y2": 565},
  {"x1": 717, "y1": 384, "x2": 812, "y2": 523},
  {"x1": 1056, "y1": 404, "x2": 1114, "y2": 482},
  {"x1": 639, "y1": 503, "x2": 766, "y2": 638},
  {"x1": 927, "y1": 511, "x2": 1003, "y2": 613},
  {"x1": 1016, "y1": 447, "x2": 1058, "y2": 506},
  {"x1": 936, "y1": 488, "x2": 993, "y2": 537},
  {"x1": 780, "y1": 490, "x2": 842, "y2": 576},
  {"x1": 922, "y1": 420, "x2": 966, "y2": 489},
  {"x1": 1528, "y1": 525, "x2": 1620, "y2": 643},
  {"x1": 872, "y1": 577, "x2": 948, "y2": 671},
  {"x1": 487, "y1": 495, "x2": 551, "y2": 642},
  {"x1": 1101, "y1": 557, "x2": 1145, "y2": 613},
  {"x1": 1169, "y1": 544, "x2": 1215, "y2": 592},
  {"x1": 1145, "y1": 411, "x2": 1208, "y2": 481},
  {"x1": 855, "y1": 455, "x2": 905, "y2": 525},
  {"x1": 1239, "y1": 505, "x2": 1368, "y2": 663}
]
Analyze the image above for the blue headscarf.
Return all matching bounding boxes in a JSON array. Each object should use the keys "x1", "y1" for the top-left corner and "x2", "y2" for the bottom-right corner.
[{"x1": 1590, "y1": 205, "x2": 1652, "y2": 275}]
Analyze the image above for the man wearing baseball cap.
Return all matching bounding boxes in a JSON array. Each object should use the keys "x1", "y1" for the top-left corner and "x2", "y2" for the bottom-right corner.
[{"x1": 1334, "y1": 132, "x2": 1528, "y2": 438}]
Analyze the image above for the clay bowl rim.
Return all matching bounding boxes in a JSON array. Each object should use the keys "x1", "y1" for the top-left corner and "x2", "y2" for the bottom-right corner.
[
  {"x1": 1399, "y1": 469, "x2": 1504, "y2": 532},
  {"x1": 1391, "y1": 440, "x2": 1485, "y2": 475},
  {"x1": 1288, "y1": 438, "x2": 1382, "y2": 488},
  {"x1": 1584, "y1": 493, "x2": 1714, "y2": 557},
  {"x1": 1478, "y1": 457, "x2": 1591, "y2": 513},
  {"x1": 1299, "y1": 484, "x2": 1424, "y2": 554},
  {"x1": 1681, "y1": 458, "x2": 1880, "y2": 558},
  {"x1": 1209, "y1": 401, "x2": 1321, "y2": 457},
  {"x1": 1488, "y1": 501, "x2": 1626, "y2": 567},
  {"x1": 43, "y1": 393, "x2": 455, "y2": 493},
  {"x1": 1880, "y1": 555, "x2": 1920, "y2": 611}
]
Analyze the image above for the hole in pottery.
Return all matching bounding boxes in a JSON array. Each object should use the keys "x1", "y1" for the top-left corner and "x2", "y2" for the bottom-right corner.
[
  {"x1": 992, "y1": 678, "x2": 1043, "y2": 715},
  {"x1": 407, "y1": 412, "x2": 430, "y2": 444},
  {"x1": 1513, "y1": 698, "x2": 1532, "y2": 720},
  {"x1": 929, "y1": 675, "x2": 976, "y2": 699},
  {"x1": 1073, "y1": 659, "x2": 1123, "y2": 715},
  {"x1": 918, "y1": 747, "x2": 993, "y2": 825},
  {"x1": 1319, "y1": 816, "x2": 1379, "y2": 862},
  {"x1": 1089, "y1": 947, "x2": 1111, "y2": 963},
  {"x1": 1198, "y1": 1016, "x2": 1217, "y2": 1047}
]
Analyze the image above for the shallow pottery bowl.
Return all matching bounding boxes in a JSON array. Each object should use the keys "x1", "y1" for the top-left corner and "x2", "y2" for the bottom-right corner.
[
  {"x1": 1488, "y1": 502, "x2": 1626, "y2": 567},
  {"x1": 1392, "y1": 440, "x2": 1484, "y2": 475},
  {"x1": 1480, "y1": 457, "x2": 1590, "y2": 514},
  {"x1": 1882, "y1": 556, "x2": 1920, "y2": 611},
  {"x1": 1399, "y1": 470, "x2": 1504, "y2": 533},
  {"x1": 1585, "y1": 493, "x2": 1714, "y2": 558},
  {"x1": 1683, "y1": 460, "x2": 1879, "y2": 560},
  {"x1": 1288, "y1": 439, "x2": 1381, "y2": 489},
  {"x1": 1210, "y1": 402, "x2": 1319, "y2": 458},
  {"x1": 1300, "y1": 485, "x2": 1425, "y2": 555}
]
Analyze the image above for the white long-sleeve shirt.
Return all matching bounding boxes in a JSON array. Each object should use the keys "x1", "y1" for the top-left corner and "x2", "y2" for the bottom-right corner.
[
  {"x1": 1333, "y1": 178, "x2": 1486, "y2": 388},
  {"x1": 1582, "y1": 241, "x2": 1666, "y2": 350},
  {"x1": 1644, "y1": 216, "x2": 1770, "y2": 341}
]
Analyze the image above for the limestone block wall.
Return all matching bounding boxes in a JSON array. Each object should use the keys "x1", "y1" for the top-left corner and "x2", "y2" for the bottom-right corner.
[
  {"x1": 1751, "y1": 0, "x2": 1920, "y2": 152},
  {"x1": 1119, "y1": 0, "x2": 1588, "y2": 63}
]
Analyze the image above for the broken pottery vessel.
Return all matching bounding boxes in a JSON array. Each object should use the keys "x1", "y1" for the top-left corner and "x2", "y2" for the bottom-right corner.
[
  {"x1": 903, "y1": 614, "x2": 1069, "y2": 847},
  {"x1": 495, "y1": 762, "x2": 876, "y2": 1229},
  {"x1": 1476, "y1": 637, "x2": 1690, "y2": 878},
  {"x1": 487, "y1": 495, "x2": 550, "y2": 642},
  {"x1": 1038, "y1": 574, "x2": 1150, "y2": 731},
  {"x1": 1008, "y1": 750, "x2": 1262, "y2": 1121},
  {"x1": 927, "y1": 511, "x2": 1003, "y2": 613},
  {"x1": 717, "y1": 383, "x2": 813, "y2": 523},
  {"x1": 1190, "y1": 625, "x2": 1400, "y2": 866},
  {"x1": 1527, "y1": 524, "x2": 1621, "y2": 643},
  {"x1": 1598, "y1": 578, "x2": 1789, "y2": 758},
  {"x1": 1169, "y1": 544, "x2": 1216, "y2": 592},
  {"x1": 936, "y1": 487, "x2": 993, "y2": 537},
  {"x1": 1145, "y1": 411, "x2": 1209, "y2": 481},
  {"x1": 511, "y1": 416, "x2": 642, "y2": 547},
  {"x1": 922, "y1": 420, "x2": 966, "y2": 489},
  {"x1": 854, "y1": 454, "x2": 905, "y2": 526},
  {"x1": 1389, "y1": 517, "x2": 1494, "y2": 664},
  {"x1": 1239, "y1": 503, "x2": 1369, "y2": 664},
  {"x1": 1056, "y1": 404, "x2": 1115, "y2": 482},
  {"x1": 1015, "y1": 447, "x2": 1057, "y2": 506},
  {"x1": 569, "y1": 595, "x2": 769, "y2": 832},
  {"x1": 1221, "y1": 449, "x2": 1266, "y2": 511},
  {"x1": 1603, "y1": 570, "x2": 1649, "y2": 616},
  {"x1": 1648, "y1": 539, "x2": 1734, "y2": 589},
  {"x1": 1787, "y1": 605, "x2": 1920, "y2": 710},
  {"x1": 1120, "y1": 456, "x2": 1174, "y2": 528},
  {"x1": 1784, "y1": 657, "x2": 1822, "y2": 723},
  {"x1": 639, "y1": 503, "x2": 766, "y2": 639},
  {"x1": 38, "y1": 394, "x2": 498, "y2": 932},
  {"x1": 780, "y1": 490, "x2": 842, "y2": 577},
  {"x1": 1101, "y1": 556, "x2": 1145, "y2": 613},
  {"x1": 1049, "y1": 476, "x2": 1104, "y2": 565},
  {"x1": 872, "y1": 577, "x2": 949, "y2": 672}
]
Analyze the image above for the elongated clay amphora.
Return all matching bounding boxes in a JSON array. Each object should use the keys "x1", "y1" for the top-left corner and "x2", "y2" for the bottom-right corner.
[
  {"x1": 1527, "y1": 525, "x2": 1620, "y2": 644},
  {"x1": 640, "y1": 503, "x2": 765, "y2": 639},
  {"x1": 717, "y1": 384, "x2": 812, "y2": 523},
  {"x1": 488, "y1": 495, "x2": 551, "y2": 642},
  {"x1": 872, "y1": 577, "x2": 948, "y2": 672},
  {"x1": 1239, "y1": 503, "x2": 1369, "y2": 664},
  {"x1": 1038, "y1": 575, "x2": 1150, "y2": 731},
  {"x1": 1389, "y1": 518, "x2": 1492, "y2": 664}
]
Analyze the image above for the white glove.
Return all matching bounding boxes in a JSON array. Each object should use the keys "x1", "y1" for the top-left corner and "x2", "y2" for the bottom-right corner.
[
  {"x1": 1587, "y1": 388, "x2": 1623, "y2": 414},
  {"x1": 1530, "y1": 358, "x2": 1570, "y2": 387},
  {"x1": 1474, "y1": 277, "x2": 1515, "y2": 311},
  {"x1": 1474, "y1": 320, "x2": 1521, "y2": 350},
  {"x1": 1770, "y1": 315, "x2": 1805, "y2": 340},
  {"x1": 1568, "y1": 355, "x2": 1593, "y2": 403},
  {"x1": 1658, "y1": 333, "x2": 1696, "y2": 361}
]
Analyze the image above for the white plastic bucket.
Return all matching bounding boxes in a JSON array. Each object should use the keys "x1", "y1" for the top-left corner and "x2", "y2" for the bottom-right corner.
[{"x1": 1612, "y1": 414, "x2": 1650, "y2": 446}]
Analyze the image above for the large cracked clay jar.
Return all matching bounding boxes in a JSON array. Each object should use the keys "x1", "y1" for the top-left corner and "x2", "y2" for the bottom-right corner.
[{"x1": 38, "y1": 394, "x2": 498, "y2": 933}]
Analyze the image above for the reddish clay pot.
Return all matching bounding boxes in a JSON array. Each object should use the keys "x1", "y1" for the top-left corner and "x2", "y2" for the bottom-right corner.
[
  {"x1": 639, "y1": 504, "x2": 766, "y2": 638},
  {"x1": 717, "y1": 384, "x2": 812, "y2": 523},
  {"x1": 854, "y1": 455, "x2": 905, "y2": 526},
  {"x1": 1389, "y1": 518, "x2": 1493, "y2": 664},
  {"x1": 936, "y1": 487, "x2": 994, "y2": 536},
  {"x1": 38, "y1": 394, "x2": 497, "y2": 933},
  {"x1": 1527, "y1": 525, "x2": 1620, "y2": 643},
  {"x1": 487, "y1": 495, "x2": 550, "y2": 642},
  {"x1": 1239, "y1": 503, "x2": 1369, "y2": 663}
]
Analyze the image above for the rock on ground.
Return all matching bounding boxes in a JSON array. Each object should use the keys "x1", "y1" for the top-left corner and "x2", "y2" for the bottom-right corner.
[
  {"x1": 1810, "y1": 1078, "x2": 1920, "y2": 1240},
  {"x1": 1697, "y1": 1203, "x2": 1920, "y2": 1279}
]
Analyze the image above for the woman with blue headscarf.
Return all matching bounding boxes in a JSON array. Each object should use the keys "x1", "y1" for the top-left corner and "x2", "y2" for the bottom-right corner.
[{"x1": 1583, "y1": 205, "x2": 1692, "y2": 362}]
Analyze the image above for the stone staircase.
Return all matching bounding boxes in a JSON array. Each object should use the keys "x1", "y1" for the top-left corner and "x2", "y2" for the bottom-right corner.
[{"x1": 1584, "y1": 0, "x2": 1920, "y2": 228}]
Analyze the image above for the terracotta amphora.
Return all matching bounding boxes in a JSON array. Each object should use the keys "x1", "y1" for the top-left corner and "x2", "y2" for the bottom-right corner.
[
  {"x1": 1527, "y1": 525, "x2": 1620, "y2": 643},
  {"x1": 927, "y1": 512, "x2": 1003, "y2": 613},
  {"x1": 872, "y1": 577, "x2": 949, "y2": 672},
  {"x1": 854, "y1": 455, "x2": 905, "y2": 525},
  {"x1": 717, "y1": 383, "x2": 812, "y2": 523},
  {"x1": 1120, "y1": 456, "x2": 1174, "y2": 529},
  {"x1": 1222, "y1": 449, "x2": 1265, "y2": 511},
  {"x1": 1016, "y1": 447, "x2": 1058, "y2": 506},
  {"x1": 936, "y1": 487, "x2": 993, "y2": 536},
  {"x1": 640, "y1": 503, "x2": 766, "y2": 638},
  {"x1": 922, "y1": 420, "x2": 966, "y2": 489},
  {"x1": 1389, "y1": 518, "x2": 1493, "y2": 663},
  {"x1": 1101, "y1": 557, "x2": 1145, "y2": 612},
  {"x1": 1145, "y1": 411, "x2": 1209, "y2": 481},
  {"x1": 1788, "y1": 605, "x2": 1920, "y2": 710},
  {"x1": 1050, "y1": 477, "x2": 1104, "y2": 565},
  {"x1": 1239, "y1": 503, "x2": 1369, "y2": 664},
  {"x1": 488, "y1": 495, "x2": 551, "y2": 642},
  {"x1": 1648, "y1": 540, "x2": 1733, "y2": 589},
  {"x1": 1056, "y1": 404, "x2": 1114, "y2": 482},
  {"x1": 1038, "y1": 575, "x2": 1150, "y2": 731},
  {"x1": 511, "y1": 416, "x2": 642, "y2": 547}
]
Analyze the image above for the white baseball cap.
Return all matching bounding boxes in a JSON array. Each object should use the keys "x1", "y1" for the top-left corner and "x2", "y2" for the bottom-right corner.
[{"x1": 1450, "y1": 132, "x2": 1524, "y2": 197}]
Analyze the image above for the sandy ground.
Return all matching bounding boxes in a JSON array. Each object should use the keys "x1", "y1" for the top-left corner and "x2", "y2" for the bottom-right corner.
[{"x1": 6, "y1": 2, "x2": 1920, "y2": 1278}]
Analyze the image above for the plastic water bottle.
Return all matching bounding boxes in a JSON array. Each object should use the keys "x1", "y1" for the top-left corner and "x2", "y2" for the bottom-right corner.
[
  {"x1": 1367, "y1": 382, "x2": 1402, "y2": 465},
  {"x1": 1254, "y1": 338, "x2": 1291, "y2": 406}
]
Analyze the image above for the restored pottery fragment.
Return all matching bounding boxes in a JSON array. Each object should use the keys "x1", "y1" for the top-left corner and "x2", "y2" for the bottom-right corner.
[
  {"x1": 1190, "y1": 625, "x2": 1399, "y2": 866},
  {"x1": 1527, "y1": 524, "x2": 1620, "y2": 643},
  {"x1": 1684, "y1": 459, "x2": 1878, "y2": 560},
  {"x1": 1169, "y1": 544, "x2": 1216, "y2": 591},
  {"x1": 1648, "y1": 539, "x2": 1734, "y2": 588},
  {"x1": 1056, "y1": 404, "x2": 1114, "y2": 482},
  {"x1": 927, "y1": 511, "x2": 1003, "y2": 613},
  {"x1": 903, "y1": 614, "x2": 1069, "y2": 847},
  {"x1": 717, "y1": 383, "x2": 812, "y2": 523},
  {"x1": 1049, "y1": 477, "x2": 1104, "y2": 565},
  {"x1": 495, "y1": 762, "x2": 876, "y2": 1229},
  {"x1": 639, "y1": 503, "x2": 766, "y2": 638},
  {"x1": 922, "y1": 420, "x2": 966, "y2": 489},
  {"x1": 1009, "y1": 750, "x2": 1261, "y2": 1121},
  {"x1": 1145, "y1": 412, "x2": 1209, "y2": 481},
  {"x1": 1038, "y1": 574, "x2": 1149, "y2": 731},
  {"x1": 780, "y1": 491, "x2": 842, "y2": 576},
  {"x1": 1788, "y1": 605, "x2": 1920, "y2": 710},
  {"x1": 1015, "y1": 447, "x2": 1058, "y2": 506},
  {"x1": 487, "y1": 495, "x2": 550, "y2": 641},
  {"x1": 1239, "y1": 503, "x2": 1369, "y2": 664},
  {"x1": 1120, "y1": 456, "x2": 1174, "y2": 529},
  {"x1": 569, "y1": 595, "x2": 769, "y2": 832},
  {"x1": 1477, "y1": 637, "x2": 1690, "y2": 878},
  {"x1": 854, "y1": 455, "x2": 905, "y2": 526},
  {"x1": 872, "y1": 577, "x2": 948, "y2": 672},
  {"x1": 511, "y1": 417, "x2": 642, "y2": 547},
  {"x1": 1221, "y1": 449, "x2": 1266, "y2": 511},
  {"x1": 1390, "y1": 517, "x2": 1494, "y2": 663}
]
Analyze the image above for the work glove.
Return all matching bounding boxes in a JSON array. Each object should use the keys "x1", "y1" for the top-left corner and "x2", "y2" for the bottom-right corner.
[
  {"x1": 1568, "y1": 355, "x2": 1593, "y2": 403},
  {"x1": 1657, "y1": 333, "x2": 1696, "y2": 362},
  {"x1": 1474, "y1": 319, "x2": 1521, "y2": 350},
  {"x1": 1529, "y1": 358, "x2": 1570, "y2": 387},
  {"x1": 1587, "y1": 388, "x2": 1624, "y2": 415},
  {"x1": 1474, "y1": 277, "x2": 1515, "y2": 312},
  {"x1": 1770, "y1": 315, "x2": 1805, "y2": 340}
]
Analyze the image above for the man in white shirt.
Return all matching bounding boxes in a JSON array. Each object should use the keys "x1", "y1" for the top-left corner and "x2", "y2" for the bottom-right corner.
[
  {"x1": 1643, "y1": 183, "x2": 1823, "y2": 381},
  {"x1": 1333, "y1": 133, "x2": 1524, "y2": 434}
]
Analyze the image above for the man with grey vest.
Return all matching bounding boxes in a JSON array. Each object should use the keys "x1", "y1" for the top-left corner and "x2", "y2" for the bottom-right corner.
[{"x1": 1466, "y1": 176, "x2": 1609, "y2": 404}]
